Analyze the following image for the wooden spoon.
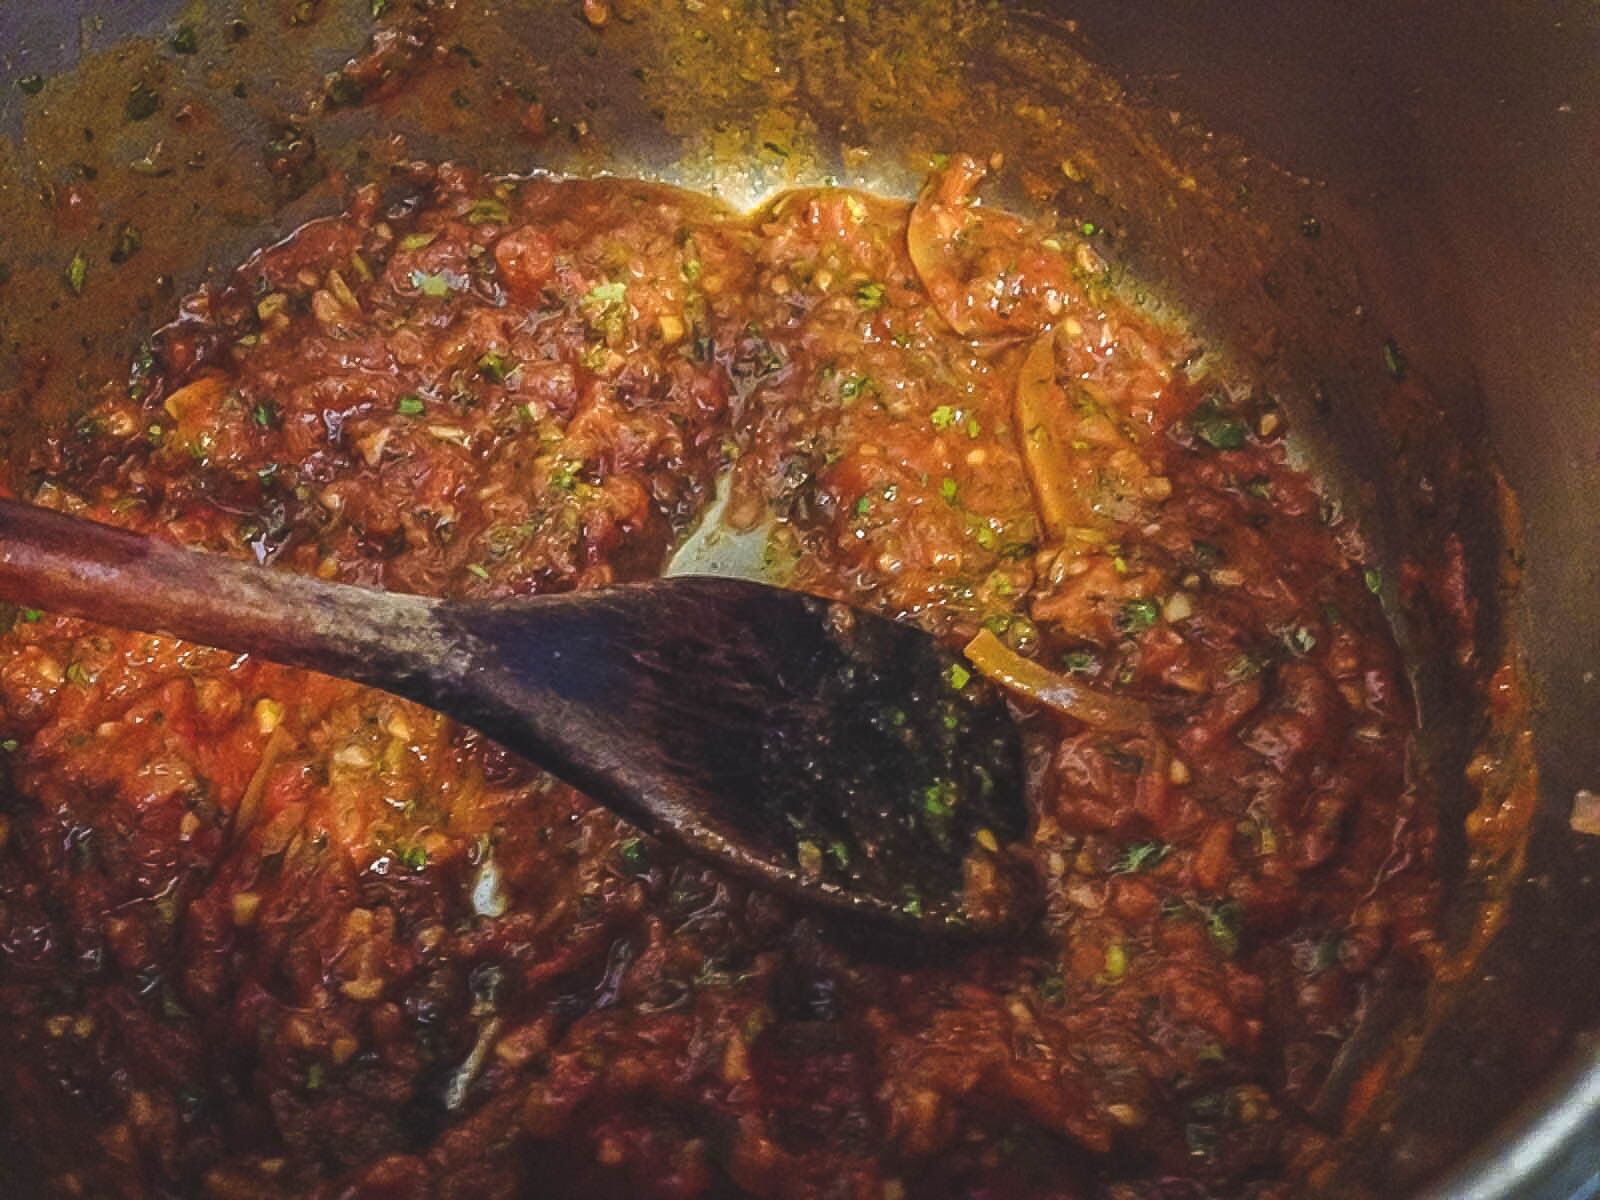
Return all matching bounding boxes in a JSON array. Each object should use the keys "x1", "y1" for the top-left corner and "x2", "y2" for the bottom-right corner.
[{"x1": 0, "y1": 498, "x2": 1032, "y2": 933}]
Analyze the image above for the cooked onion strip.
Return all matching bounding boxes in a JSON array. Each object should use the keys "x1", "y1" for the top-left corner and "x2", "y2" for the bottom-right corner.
[
  {"x1": 1015, "y1": 332, "x2": 1078, "y2": 539},
  {"x1": 964, "y1": 629, "x2": 1152, "y2": 732},
  {"x1": 232, "y1": 722, "x2": 290, "y2": 841}
]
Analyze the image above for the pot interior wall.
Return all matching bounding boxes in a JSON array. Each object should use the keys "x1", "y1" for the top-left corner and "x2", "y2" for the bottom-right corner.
[{"x1": 0, "y1": 2, "x2": 1594, "y2": 1196}]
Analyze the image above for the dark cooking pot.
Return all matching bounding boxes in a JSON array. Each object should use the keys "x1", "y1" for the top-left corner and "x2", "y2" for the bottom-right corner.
[{"x1": 0, "y1": 2, "x2": 1594, "y2": 1197}]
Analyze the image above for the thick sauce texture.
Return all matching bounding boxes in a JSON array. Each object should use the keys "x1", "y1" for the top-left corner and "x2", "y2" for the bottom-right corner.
[{"x1": 0, "y1": 163, "x2": 1439, "y2": 1199}]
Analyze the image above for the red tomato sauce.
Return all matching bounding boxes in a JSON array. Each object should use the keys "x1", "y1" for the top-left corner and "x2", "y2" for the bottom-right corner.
[{"x1": 0, "y1": 161, "x2": 1438, "y2": 1199}]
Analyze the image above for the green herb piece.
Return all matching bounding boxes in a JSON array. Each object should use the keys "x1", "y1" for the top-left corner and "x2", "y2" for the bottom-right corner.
[
  {"x1": 618, "y1": 838, "x2": 649, "y2": 873},
  {"x1": 901, "y1": 885, "x2": 924, "y2": 918},
  {"x1": 1191, "y1": 540, "x2": 1224, "y2": 565},
  {"x1": 1, "y1": 739, "x2": 17, "y2": 753},
  {"x1": 371, "y1": 0, "x2": 389, "y2": 15},
  {"x1": 252, "y1": 401, "x2": 277, "y2": 429},
  {"x1": 400, "y1": 232, "x2": 437, "y2": 251},
  {"x1": 922, "y1": 780, "x2": 955, "y2": 818},
  {"x1": 1205, "y1": 900, "x2": 1243, "y2": 957},
  {"x1": 1102, "y1": 941, "x2": 1127, "y2": 981},
  {"x1": 64, "y1": 250, "x2": 89, "y2": 295},
  {"x1": 1061, "y1": 649, "x2": 1098, "y2": 675},
  {"x1": 110, "y1": 223, "x2": 143, "y2": 264},
  {"x1": 20, "y1": 609, "x2": 42, "y2": 623},
  {"x1": 305, "y1": 1063, "x2": 323, "y2": 1091},
  {"x1": 1244, "y1": 476, "x2": 1273, "y2": 500},
  {"x1": 477, "y1": 351, "x2": 514, "y2": 382},
  {"x1": 19, "y1": 74, "x2": 44, "y2": 96},
  {"x1": 1364, "y1": 566, "x2": 1384, "y2": 594},
  {"x1": 1382, "y1": 338, "x2": 1407, "y2": 381},
  {"x1": 467, "y1": 198, "x2": 510, "y2": 225},
  {"x1": 548, "y1": 461, "x2": 579, "y2": 492},
  {"x1": 1111, "y1": 840, "x2": 1171, "y2": 875},
  {"x1": 397, "y1": 394, "x2": 425, "y2": 416},
  {"x1": 930, "y1": 404, "x2": 956, "y2": 430},
  {"x1": 854, "y1": 495, "x2": 871, "y2": 518},
  {"x1": 466, "y1": 563, "x2": 490, "y2": 580},
  {"x1": 944, "y1": 663, "x2": 971, "y2": 691},
  {"x1": 966, "y1": 417, "x2": 981, "y2": 438},
  {"x1": 582, "y1": 280, "x2": 627, "y2": 310},
  {"x1": 855, "y1": 281, "x2": 886, "y2": 310},
  {"x1": 171, "y1": 24, "x2": 199, "y2": 54},
  {"x1": 397, "y1": 844, "x2": 428, "y2": 871},
  {"x1": 410, "y1": 270, "x2": 454, "y2": 297},
  {"x1": 1080, "y1": 221, "x2": 1098, "y2": 237},
  {"x1": 1038, "y1": 968, "x2": 1065, "y2": 1006},
  {"x1": 125, "y1": 82, "x2": 162, "y2": 122},
  {"x1": 1194, "y1": 412, "x2": 1247, "y2": 450},
  {"x1": 940, "y1": 477, "x2": 959, "y2": 505},
  {"x1": 1115, "y1": 598, "x2": 1161, "y2": 635},
  {"x1": 839, "y1": 375, "x2": 870, "y2": 405}
]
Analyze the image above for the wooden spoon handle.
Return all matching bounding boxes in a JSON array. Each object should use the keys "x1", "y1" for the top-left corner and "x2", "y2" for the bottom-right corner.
[{"x1": 0, "y1": 497, "x2": 456, "y2": 695}]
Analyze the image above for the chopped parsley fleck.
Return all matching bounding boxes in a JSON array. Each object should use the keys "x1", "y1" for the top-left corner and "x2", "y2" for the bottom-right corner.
[
  {"x1": 410, "y1": 270, "x2": 454, "y2": 298},
  {"x1": 922, "y1": 780, "x2": 956, "y2": 818},
  {"x1": 944, "y1": 663, "x2": 971, "y2": 691},
  {"x1": 1115, "y1": 598, "x2": 1161, "y2": 635},
  {"x1": 930, "y1": 405, "x2": 956, "y2": 431},
  {"x1": 397, "y1": 394, "x2": 425, "y2": 416},
  {"x1": 110, "y1": 223, "x2": 143, "y2": 264},
  {"x1": 839, "y1": 376, "x2": 870, "y2": 405},
  {"x1": 400, "y1": 232, "x2": 437, "y2": 252},
  {"x1": 171, "y1": 24, "x2": 200, "y2": 54},
  {"x1": 396, "y1": 844, "x2": 428, "y2": 871},
  {"x1": 940, "y1": 477, "x2": 960, "y2": 505},
  {"x1": 582, "y1": 281, "x2": 627, "y2": 310},
  {"x1": 1061, "y1": 648, "x2": 1098, "y2": 675},
  {"x1": 478, "y1": 351, "x2": 514, "y2": 383},
  {"x1": 1205, "y1": 900, "x2": 1244, "y2": 957},
  {"x1": 125, "y1": 82, "x2": 162, "y2": 122},
  {"x1": 1364, "y1": 566, "x2": 1384, "y2": 594},
  {"x1": 1382, "y1": 338, "x2": 1408, "y2": 381},
  {"x1": 466, "y1": 198, "x2": 511, "y2": 225},
  {"x1": 466, "y1": 563, "x2": 490, "y2": 580},
  {"x1": 64, "y1": 250, "x2": 89, "y2": 295},
  {"x1": 855, "y1": 281, "x2": 886, "y2": 311},
  {"x1": 618, "y1": 838, "x2": 649, "y2": 873},
  {"x1": 1194, "y1": 412, "x2": 1247, "y2": 451},
  {"x1": 20, "y1": 609, "x2": 42, "y2": 623},
  {"x1": 1111, "y1": 840, "x2": 1171, "y2": 875}
]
